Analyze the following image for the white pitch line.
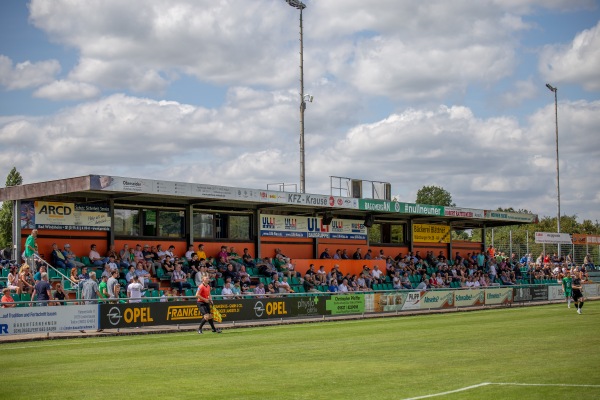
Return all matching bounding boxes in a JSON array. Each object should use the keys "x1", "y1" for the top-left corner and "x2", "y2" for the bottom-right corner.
[
  {"x1": 402, "y1": 382, "x2": 600, "y2": 399},
  {"x1": 402, "y1": 383, "x2": 492, "y2": 400},
  {"x1": 493, "y1": 383, "x2": 600, "y2": 388}
]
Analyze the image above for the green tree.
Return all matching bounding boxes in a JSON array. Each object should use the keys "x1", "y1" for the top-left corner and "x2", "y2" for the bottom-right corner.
[
  {"x1": 415, "y1": 185, "x2": 455, "y2": 206},
  {"x1": 0, "y1": 167, "x2": 24, "y2": 248}
]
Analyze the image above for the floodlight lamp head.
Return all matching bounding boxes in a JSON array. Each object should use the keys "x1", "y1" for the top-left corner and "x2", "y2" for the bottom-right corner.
[
  {"x1": 304, "y1": 94, "x2": 313, "y2": 103},
  {"x1": 546, "y1": 83, "x2": 556, "y2": 92},
  {"x1": 286, "y1": 0, "x2": 306, "y2": 10}
]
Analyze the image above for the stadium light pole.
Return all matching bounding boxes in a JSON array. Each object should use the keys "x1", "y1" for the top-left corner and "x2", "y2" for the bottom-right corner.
[
  {"x1": 285, "y1": 0, "x2": 307, "y2": 193},
  {"x1": 546, "y1": 83, "x2": 561, "y2": 253}
]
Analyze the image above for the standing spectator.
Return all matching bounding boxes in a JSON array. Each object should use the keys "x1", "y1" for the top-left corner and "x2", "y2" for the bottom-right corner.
[
  {"x1": 353, "y1": 248, "x2": 363, "y2": 260},
  {"x1": 24, "y1": 229, "x2": 38, "y2": 272},
  {"x1": 53, "y1": 283, "x2": 68, "y2": 305},
  {"x1": 1, "y1": 288, "x2": 16, "y2": 308},
  {"x1": 196, "y1": 276, "x2": 221, "y2": 334},
  {"x1": 107, "y1": 270, "x2": 120, "y2": 301},
  {"x1": 127, "y1": 275, "x2": 144, "y2": 303},
  {"x1": 31, "y1": 272, "x2": 52, "y2": 306},
  {"x1": 81, "y1": 271, "x2": 100, "y2": 304},
  {"x1": 98, "y1": 275, "x2": 109, "y2": 301}
]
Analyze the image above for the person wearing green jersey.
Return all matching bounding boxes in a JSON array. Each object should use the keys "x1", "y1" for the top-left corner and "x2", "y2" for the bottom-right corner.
[{"x1": 561, "y1": 271, "x2": 573, "y2": 309}]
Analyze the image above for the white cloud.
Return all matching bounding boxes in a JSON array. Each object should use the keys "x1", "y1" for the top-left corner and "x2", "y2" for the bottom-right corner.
[
  {"x1": 33, "y1": 80, "x2": 100, "y2": 101},
  {"x1": 500, "y1": 78, "x2": 538, "y2": 107},
  {"x1": 539, "y1": 21, "x2": 600, "y2": 91},
  {"x1": 0, "y1": 55, "x2": 60, "y2": 90}
]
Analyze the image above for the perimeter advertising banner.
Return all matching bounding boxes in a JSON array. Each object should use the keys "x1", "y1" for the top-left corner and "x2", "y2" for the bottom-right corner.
[
  {"x1": 485, "y1": 210, "x2": 538, "y2": 223},
  {"x1": 513, "y1": 286, "x2": 549, "y2": 302},
  {"x1": 484, "y1": 287, "x2": 513, "y2": 305},
  {"x1": 583, "y1": 284, "x2": 599, "y2": 298},
  {"x1": 368, "y1": 292, "x2": 408, "y2": 312},
  {"x1": 572, "y1": 234, "x2": 600, "y2": 245},
  {"x1": 21, "y1": 201, "x2": 111, "y2": 231},
  {"x1": 260, "y1": 214, "x2": 368, "y2": 240},
  {"x1": 420, "y1": 290, "x2": 454, "y2": 308},
  {"x1": 548, "y1": 285, "x2": 565, "y2": 300},
  {"x1": 454, "y1": 290, "x2": 485, "y2": 307},
  {"x1": 0, "y1": 305, "x2": 98, "y2": 335},
  {"x1": 444, "y1": 207, "x2": 485, "y2": 219}
]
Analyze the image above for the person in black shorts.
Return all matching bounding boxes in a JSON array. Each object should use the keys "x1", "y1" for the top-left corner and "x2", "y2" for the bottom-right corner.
[
  {"x1": 196, "y1": 276, "x2": 221, "y2": 334},
  {"x1": 571, "y1": 270, "x2": 585, "y2": 315}
]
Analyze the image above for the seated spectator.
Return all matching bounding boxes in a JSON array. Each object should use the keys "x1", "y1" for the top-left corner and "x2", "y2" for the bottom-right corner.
[
  {"x1": 584, "y1": 254, "x2": 595, "y2": 270},
  {"x1": 283, "y1": 260, "x2": 299, "y2": 278},
  {"x1": 222, "y1": 264, "x2": 239, "y2": 282},
  {"x1": 274, "y1": 248, "x2": 290, "y2": 264},
  {"x1": 187, "y1": 254, "x2": 201, "y2": 277},
  {"x1": 184, "y1": 245, "x2": 196, "y2": 262},
  {"x1": 69, "y1": 267, "x2": 80, "y2": 287},
  {"x1": 78, "y1": 266, "x2": 90, "y2": 281},
  {"x1": 371, "y1": 265, "x2": 384, "y2": 284},
  {"x1": 392, "y1": 272, "x2": 402, "y2": 290},
  {"x1": 63, "y1": 244, "x2": 85, "y2": 268},
  {"x1": 400, "y1": 273, "x2": 412, "y2": 290},
  {"x1": 278, "y1": 276, "x2": 294, "y2": 294},
  {"x1": 142, "y1": 245, "x2": 159, "y2": 275},
  {"x1": 415, "y1": 276, "x2": 429, "y2": 290},
  {"x1": 136, "y1": 262, "x2": 159, "y2": 291},
  {"x1": 221, "y1": 282, "x2": 233, "y2": 300},
  {"x1": 341, "y1": 249, "x2": 350, "y2": 259},
  {"x1": 51, "y1": 243, "x2": 73, "y2": 270},
  {"x1": 320, "y1": 248, "x2": 331, "y2": 259},
  {"x1": 89, "y1": 244, "x2": 107, "y2": 267},
  {"x1": 195, "y1": 265, "x2": 210, "y2": 287},
  {"x1": 196, "y1": 244, "x2": 208, "y2": 261},
  {"x1": 500, "y1": 271, "x2": 515, "y2": 285},
  {"x1": 303, "y1": 274, "x2": 318, "y2": 292},
  {"x1": 228, "y1": 247, "x2": 243, "y2": 265},
  {"x1": 231, "y1": 281, "x2": 243, "y2": 298},
  {"x1": 105, "y1": 255, "x2": 119, "y2": 272},
  {"x1": 266, "y1": 282, "x2": 277, "y2": 296},
  {"x1": 7, "y1": 265, "x2": 22, "y2": 294},
  {"x1": 254, "y1": 282, "x2": 266, "y2": 298},
  {"x1": 106, "y1": 244, "x2": 120, "y2": 265},
  {"x1": 316, "y1": 265, "x2": 327, "y2": 284},
  {"x1": 1, "y1": 287, "x2": 16, "y2": 308},
  {"x1": 156, "y1": 244, "x2": 167, "y2": 263},
  {"x1": 333, "y1": 249, "x2": 342, "y2": 259},
  {"x1": 364, "y1": 249, "x2": 373, "y2": 260},
  {"x1": 357, "y1": 274, "x2": 370, "y2": 291},
  {"x1": 171, "y1": 264, "x2": 191, "y2": 295},
  {"x1": 429, "y1": 273, "x2": 442, "y2": 288},
  {"x1": 257, "y1": 257, "x2": 277, "y2": 277},
  {"x1": 338, "y1": 279, "x2": 350, "y2": 293},
  {"x1": 162, "y1": 256, "x2": 175, "y2": 276},
  {"x1": 119, "y1": 244, "x2": 131, "y2": 268},
  {"x1": 348, "y1": 275, "x2": 359, "y2": 292},
  {"x1": 100, "y1": 264, "x2": 112, "y2": 280},
  {"x1": 352, "y1": 248, "x2": 363, "y2": 260},
  {"x1": 328, "y1": 278, "x2": 339, "y2": 293},
  {"x1": 125, "y1": 266, "x2": 136, "y2": 284},
  {"x1": 242, "y1": 248, "x2": 256, "y2": 268}
]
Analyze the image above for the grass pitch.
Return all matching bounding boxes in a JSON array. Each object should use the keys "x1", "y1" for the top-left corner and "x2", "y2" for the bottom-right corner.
[{"x1": 4, "y1": 302, "x2": 600, "y2": 399}]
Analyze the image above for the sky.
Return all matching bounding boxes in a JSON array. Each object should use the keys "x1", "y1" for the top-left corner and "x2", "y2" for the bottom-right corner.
[{"x1": 0, "y1": 0, "x2": 599, "y2": 223}]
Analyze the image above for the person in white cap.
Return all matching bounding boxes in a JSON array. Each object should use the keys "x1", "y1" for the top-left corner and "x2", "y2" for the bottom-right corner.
[{"x1": 63, "y1": 244, "x2": 85, "y2": 267}]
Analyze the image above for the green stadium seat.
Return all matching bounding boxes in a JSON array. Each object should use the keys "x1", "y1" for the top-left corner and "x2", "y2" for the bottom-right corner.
[
  {"x1": 216, "y1": 278, "x2": 224, "y2": 287},
  {"x1": 1, "y1": 268, "x2": 9, "y2": 278},
  {"x1": 10, "y1": 293, "x2": 20, "y2": 302},
  {"x1": 81, "y1": 256, "x2": 92, "y2": 266},
  {"x1": 18, "y1": 293, "x2": 31, "y2": 306},
  {"x1": 373, "y1": 284, "x2": 381, "y2": 290}
]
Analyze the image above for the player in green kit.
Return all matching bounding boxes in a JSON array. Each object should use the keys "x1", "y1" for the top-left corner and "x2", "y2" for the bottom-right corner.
[{"x1": 562, "y1": 270, "x2": 573, "y2": 308}]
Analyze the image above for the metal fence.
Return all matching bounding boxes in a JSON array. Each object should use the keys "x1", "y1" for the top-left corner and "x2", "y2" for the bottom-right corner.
[{"x1": 489, "y1": 231, "x2": 599, "y2": 266}]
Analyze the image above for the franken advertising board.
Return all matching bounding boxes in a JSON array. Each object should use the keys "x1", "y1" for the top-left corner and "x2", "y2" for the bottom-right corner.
[
  {"x1": 412, "y1": 224, "x2": 451, "y2": 243},
  {"x1": 21, "y1": 201, "x2": 110, "y2": 231},
  {"x1": 260, "y1": 214, "x2": 367, "y2": 240}
]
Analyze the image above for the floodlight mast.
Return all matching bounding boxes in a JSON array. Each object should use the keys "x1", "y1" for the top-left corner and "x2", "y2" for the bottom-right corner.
[
  {"x1": 285, "y1": 0, "x2": 307, "y2": 193},
  {"x1": 545, "y1": 83, "x2": 561, "y2": 254}
]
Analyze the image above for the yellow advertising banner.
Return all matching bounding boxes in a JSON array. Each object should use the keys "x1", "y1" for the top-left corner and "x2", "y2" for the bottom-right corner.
[
  {"x1": 33, "y1": 201, "x2": 111, "y2": 231},
  {"x1": 412, "y1": 224, "x2": 451, "y2": 243}
]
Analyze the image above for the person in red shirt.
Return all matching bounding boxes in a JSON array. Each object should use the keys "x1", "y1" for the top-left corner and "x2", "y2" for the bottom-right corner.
[
  {"x1": 196, "y1": 276, "x2": 221, "y2": 334},
  {"x1": 1, "y1": 288, "x2": 16, "y2": 308}
]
